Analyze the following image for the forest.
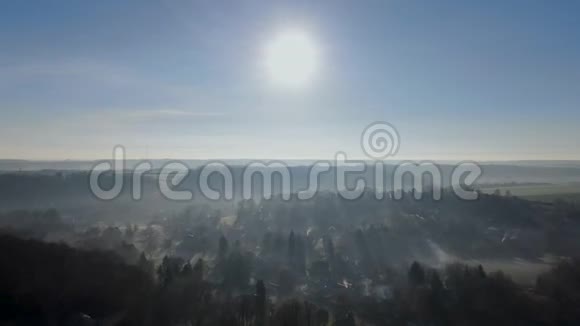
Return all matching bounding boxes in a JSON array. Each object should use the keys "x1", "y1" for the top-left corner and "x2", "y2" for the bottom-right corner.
[{"x1": 1, "y1": 181, "x2": 580, "y2": 325}]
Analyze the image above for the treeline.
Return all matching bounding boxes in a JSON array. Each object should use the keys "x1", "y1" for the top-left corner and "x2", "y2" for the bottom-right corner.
[
  {"x1": 6, "y1": 164, "x2": 579, "y2": 210},
  {"x1": 0, "y1": 209, "x2": 70, "y2": 239},
  {"x1": 0, "y1": 234, "x2": 333, "y2": 326},
  {"x1": 2, "y1": 234, "x2": 580, "y2": 325},
  {"x1": 0, "y1": 234, "x2": 152, "y2": 325}
]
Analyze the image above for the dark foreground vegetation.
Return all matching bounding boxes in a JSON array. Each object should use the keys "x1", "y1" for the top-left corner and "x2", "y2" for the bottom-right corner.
[
  {"x1": 1, "y1": 184, "x2": 580, "y2": 325},
  {"x1": 1, "y1": 234, "x2": 580, "y2": 325}
]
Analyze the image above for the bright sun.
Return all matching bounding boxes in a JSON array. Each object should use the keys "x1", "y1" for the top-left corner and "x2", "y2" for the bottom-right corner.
[{"x1": 264, "y1": 29, "x2": 319, "y2": 88}]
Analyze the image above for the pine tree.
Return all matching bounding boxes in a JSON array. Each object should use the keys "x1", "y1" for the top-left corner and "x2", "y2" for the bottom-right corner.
[
  {"x1": 255, "y1": 280, "x2": 266, "y2": 326},
  {"x1": 137, "y1": 252, "x2": 154, "y2": 278},
  {"x1": 181, "y1": 262, "x2": 193, "y2": 276},
  {"x1": 287, "y1": 231, "x2": 296, "y2": 267},
  {"x1": 408, "y1": 261, "x2": 426, "y2": 286},
  {"x1": 218, "y1": 235, "x2": 229, "y2": 261},
  {"x1": 193, "y1": 258, "x2": 204, "y2": 281}
]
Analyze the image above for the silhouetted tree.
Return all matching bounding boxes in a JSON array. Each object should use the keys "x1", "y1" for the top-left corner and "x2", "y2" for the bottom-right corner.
[
  {"x1": 158, "y1": 256, "x2": 183, "y2": 287},
  {"x1": 255, "y1": 280, "x2": 267, "y2": 326},
  {"x1": 218, "y1": 235, "x2": 229, "y2": 261},
  {"x1": 181, "y1": 262, "x2": 193, "y2": 276},
  {"x1": 193, "y1": 258, "x2": 204, "y2": 281},
  {"x1": 287, "y1": 231, "x2": 296, "y2": 267},
  {"x1": 408, "y1": 261, "x2": 426, "y2": 286},
  {"x1": 137, "y1": 252, "x2": 154, "y2": 279}
]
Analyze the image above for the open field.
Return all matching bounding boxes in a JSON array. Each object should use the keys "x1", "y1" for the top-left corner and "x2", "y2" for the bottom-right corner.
[{"x1": 479, "y1": 183, "x2": 580, "y2": 203}]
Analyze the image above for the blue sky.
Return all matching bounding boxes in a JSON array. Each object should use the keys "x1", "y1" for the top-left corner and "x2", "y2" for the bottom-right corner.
[{"x1": 1, "y1": 0, "x2": 579, "y2": 160}]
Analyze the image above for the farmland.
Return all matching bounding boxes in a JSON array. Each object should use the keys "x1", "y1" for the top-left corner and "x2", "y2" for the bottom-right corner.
[{"x1": 479, "y1": 182, "x2": 580, "y2": 203}]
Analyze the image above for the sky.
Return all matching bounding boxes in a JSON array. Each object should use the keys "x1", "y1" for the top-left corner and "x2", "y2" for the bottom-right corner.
[{"x1": 1, "y1": 0, "x2": 579, "y2": 161}]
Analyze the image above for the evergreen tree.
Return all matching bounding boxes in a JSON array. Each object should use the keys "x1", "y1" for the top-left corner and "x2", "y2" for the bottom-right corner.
[
  {"x1": 157, "y1": 256, "x2": 182, "y2": 287},
  {"x1": 193, "y1": 258, "x2": 204, "y2": 281},
  {"x1": 218, "y1": 235, "x2": 229, "y2": 261},
  {"x1": 477, "y1": 264, "x2": 487, "y2": 278},
  {"x1": 181, "y1": 262, "x2": 193, "y2": 276},
  {"x1": 287, "y1": 231, "x2": 296, "y2": 267},
  {"x1": 255, "y1": 280, "x2": 266, "y2": 326},
  {"x1": 137, "y1": 252, "x2": 154, "y2": 278},
  {"x1": 408, "y1": 261, "x2": 426, "y2": 286}
]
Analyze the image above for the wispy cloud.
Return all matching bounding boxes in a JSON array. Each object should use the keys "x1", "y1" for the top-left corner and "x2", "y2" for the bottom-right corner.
[
  {"x1": 0, "y1": 59, "x2": 206, "y2": 99},
  {"x1": 123, "y1": 109, "x2": 224, "y2": 120}
]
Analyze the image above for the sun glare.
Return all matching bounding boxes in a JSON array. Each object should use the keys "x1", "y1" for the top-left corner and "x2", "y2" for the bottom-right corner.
[{"x1": 264, "y1": 29, "x2": 319, "y2": 88}]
